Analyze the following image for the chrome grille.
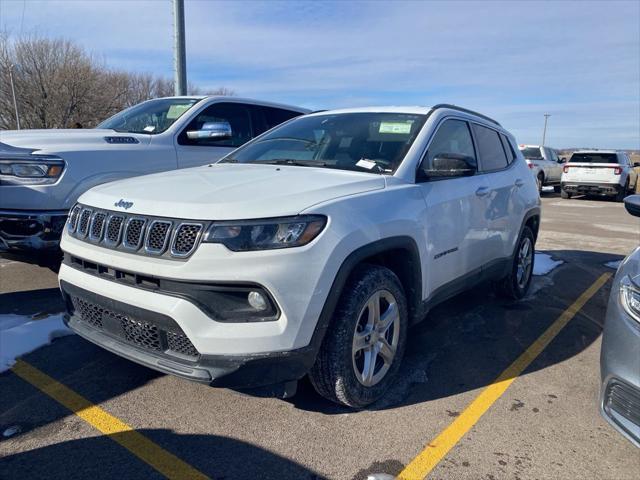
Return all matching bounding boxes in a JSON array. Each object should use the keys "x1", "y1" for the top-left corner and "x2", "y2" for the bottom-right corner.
[
  {"x1": 78, "y1": 209, "x2": 92, "y2": 237},
  {"x1": 68, "y1": 203, "x2": 207, "y2": 259},
  {"x1": 171, "y1": 223, "x2": 203, "y2": 257},
  {"x1": 68, "y1": 205, "x2": 82, "y2": 232},
  {"x1": 123, "y1": 218, "x2": 146, "y2": 250},
  {"x1": 605, "y1": 380, "x2": 640, "y2": 428},
  {"x1": 105, "y1": 215, "x2": 124, "y2": 246},
  {"x1": 145, "y1": 221, "x2": 172, "y2": 254},
  {"x1": 89, "y1": 212, "x2": 107, "y2": 241}
]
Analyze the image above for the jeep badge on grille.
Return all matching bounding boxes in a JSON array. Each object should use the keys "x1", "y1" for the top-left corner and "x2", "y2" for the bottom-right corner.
[{"x1": 114, "y1": 199, "x2": 134, "y2": 210}]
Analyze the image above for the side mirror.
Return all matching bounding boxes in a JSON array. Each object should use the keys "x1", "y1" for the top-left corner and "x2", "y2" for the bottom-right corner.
[
  {"x1": 624, "y1": 195, "x2": 640, "y2": 217},
  {"x1": 559, "y1": 157, "x2": 567, "y2": 163},
  {"x1": 186, "y1": 121, "x2": 233, "y2": 141},
  {"x1": 633, "y1": 162, "x2": 640, "y2": 168},
  {"x1": 421, "y1": 153, "x2": 476, "y2": 179}
]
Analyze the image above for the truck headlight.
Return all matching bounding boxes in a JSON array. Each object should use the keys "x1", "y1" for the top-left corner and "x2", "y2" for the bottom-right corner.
[
  {"x1": 0, "y1": 157, "x2": 65, "y2": 185},
  {"x1": 203, "y1": 215, "x2": 326, "y2": 251},
  {"x1": 620, "y1": 276, "x2": 640, "y2": 323}
]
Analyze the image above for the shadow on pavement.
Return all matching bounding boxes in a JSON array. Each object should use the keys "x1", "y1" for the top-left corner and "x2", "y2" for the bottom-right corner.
[
  {"x1": 0, "y1": 429, "x2": 326, "y2": 480},
  {"x1": 0, "y1": 287, "x2": 65, "y2": 316}
]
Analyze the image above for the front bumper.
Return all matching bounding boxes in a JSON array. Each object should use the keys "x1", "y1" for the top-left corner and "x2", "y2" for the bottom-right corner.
[
  {"x1": 562, "y1": 182, "x2": 622, "y2": 196},
  {"x1": 60, "y1": 280, "x2": 315, "y2": 390},
  {"x1": 600, "y1": 284, "x2": 640, "y2": 447},
  {"x1": 0, "y1": 209, "x2": 67, "y2": 258}
]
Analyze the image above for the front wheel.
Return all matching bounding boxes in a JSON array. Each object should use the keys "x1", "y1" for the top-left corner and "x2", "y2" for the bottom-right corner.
[
  {"x1": 496, "y1": 226, "x2": 535, "y2": 300},
  {"x1": 309, "y1": 264, "x2": 408, "y2": 408},
  {"x1": 561, "y1": 189, "x2": 572, "y2": 199}
]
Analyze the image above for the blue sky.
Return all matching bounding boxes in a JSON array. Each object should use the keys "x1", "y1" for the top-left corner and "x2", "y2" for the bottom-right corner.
[{"x1": 1, "y1": 0, "x2": 639, "y2": 148}]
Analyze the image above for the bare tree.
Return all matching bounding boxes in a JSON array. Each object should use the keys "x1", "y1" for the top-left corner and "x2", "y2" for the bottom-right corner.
[{"x1": 0, "y1": 34, "x2": 234, "y2": 130}]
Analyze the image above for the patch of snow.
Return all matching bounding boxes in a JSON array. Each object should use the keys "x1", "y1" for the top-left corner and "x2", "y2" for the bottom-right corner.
[
  {"x1": 0, "y1": 313, "x2": 74, "y2": 373},
  {"x1": 534, "y1": 252, "x2": 564, "y2": 276},
  {"x1": 605, "y1": 260, "x2": 622, "y2": 270}
]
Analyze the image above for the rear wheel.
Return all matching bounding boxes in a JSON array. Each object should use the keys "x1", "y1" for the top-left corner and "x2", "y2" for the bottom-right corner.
[
  {"x1": 496, "y1": 226, "x2": 535, "y2": 300},
  {"x1": 536, "y1": 173, "x2": 544, "y2": 193},
  {"x1": 309, "y1": 264, "x2": 408, "y2": 408},
  {"x1": 616, "y1": 180, "x2": 629, "y2": 202}
]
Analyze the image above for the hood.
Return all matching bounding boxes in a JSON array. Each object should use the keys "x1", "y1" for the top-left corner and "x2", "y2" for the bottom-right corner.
[
  {"x1": 0, "y1": 129, "x2": 151, "y2": 154},
  {"x1": 79, "y1": 163, "x2": 386, "y2": 220}
]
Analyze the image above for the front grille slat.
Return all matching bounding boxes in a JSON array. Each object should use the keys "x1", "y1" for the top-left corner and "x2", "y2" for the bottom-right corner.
[
  {"x1": 145, "y1": 221, "x2": 172, "y2": 254},
  {"x1": 605, "y1": 381, "x2": 640, "y2": 429},
  {"x1": 70, "y1": 294, "x2": 200, "y2": 359},
  {"x1": 68, "y1": 204, "x2": 205, "y2": 259}
]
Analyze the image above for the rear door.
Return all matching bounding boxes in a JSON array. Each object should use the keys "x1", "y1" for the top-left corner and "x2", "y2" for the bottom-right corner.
[
  {"x1": 471, "y1": 123, "x2": 522, "y2": 264},
  {"x1": 545, "y1": 148, "x2": 563, "y2": 182},
  {"x1": 417, "y1": 118, "x2": 489, "y2": 294},
  {"x1": 175, "y1": 102, "x2": 254, "y2": 168}
]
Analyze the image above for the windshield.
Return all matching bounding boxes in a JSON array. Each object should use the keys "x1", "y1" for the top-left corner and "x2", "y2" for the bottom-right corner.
[
  {"x1": 519, "y1": 147, "x2": 543, "y2": 159},
  {"x1": 223, "y1": 112, "x2": 427, "y2": 174},
  {"x1": 569, "y1": 153, "x2": 619, "y2": 164},
  {"x1": 98, "y1": 98, "x2": 201, "y2": 134}
]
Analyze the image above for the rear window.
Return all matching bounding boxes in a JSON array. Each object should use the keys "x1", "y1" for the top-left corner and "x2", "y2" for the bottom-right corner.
[
  {"x1": 519, "y1": 147, "x2": 543, "y2": 159},
  {"x1": 569, "y1": 153, "x2": 619, "y2": 164}
]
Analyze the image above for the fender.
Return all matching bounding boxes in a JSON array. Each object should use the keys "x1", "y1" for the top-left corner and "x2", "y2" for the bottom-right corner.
[{"x1": 307, "y1": 236, "x2": 423, "y2": 355}]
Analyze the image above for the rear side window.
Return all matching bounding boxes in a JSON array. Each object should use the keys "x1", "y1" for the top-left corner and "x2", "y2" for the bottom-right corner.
[
  {"x1": 520, "y1": 147, "x2": 543, "y2": 159},
  {"x1": 472, "y1": 124, "x2": 508, "y2": 171},
  {"x1": 569, "y1": 153, "x2": 619, "y2": 164},
  {"x1": 426, "y1": 119, "x2": 476, "y2": 169},
  {"x1": 499, "y1": 134, "x2": 516, "y2": 164},
  {"x1": 262, "y1": 106, "x2": 303, "y2": 130}
]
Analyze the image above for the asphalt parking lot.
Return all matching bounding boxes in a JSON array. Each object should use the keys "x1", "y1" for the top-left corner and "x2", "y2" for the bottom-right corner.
[{"x1": 1, "y1": 193, "x2": 639, "y2": 480}]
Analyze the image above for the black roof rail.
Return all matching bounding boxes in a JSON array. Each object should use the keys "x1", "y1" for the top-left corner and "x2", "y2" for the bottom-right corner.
[{"x1": 430, "y1": 104, "x2": 501, "y2": 127}]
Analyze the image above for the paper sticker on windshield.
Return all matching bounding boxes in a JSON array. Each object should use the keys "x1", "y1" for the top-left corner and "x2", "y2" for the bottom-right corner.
[
  {"x1": 379, "y1": 121, "x2": 413, "y2": 134},
  {"x1": 143, "y1": 125, "x2": 156, "y2": 132},
  {"x1": 166, "y1": 104, "x2": 190, "y2": 119},
  {"x1": 356, "y1": 159, "x2": 377, "y2": 170}
]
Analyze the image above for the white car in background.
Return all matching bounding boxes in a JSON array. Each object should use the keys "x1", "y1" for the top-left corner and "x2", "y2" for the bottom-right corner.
[
  {"x1": 561, "y1": 150, "x2": 638, "y2": 201},
  {"x1": 518, "y1": 144, "x2": 564, "y2": 192}
]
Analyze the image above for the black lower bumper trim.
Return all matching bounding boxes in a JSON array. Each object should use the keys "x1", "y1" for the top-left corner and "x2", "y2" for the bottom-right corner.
[
  {"x1": 561, "y1": 182, "x2": 622, "y2": 195},
  {"x1": 60, "y1": 280, "x2": 315, "y2": 389}
]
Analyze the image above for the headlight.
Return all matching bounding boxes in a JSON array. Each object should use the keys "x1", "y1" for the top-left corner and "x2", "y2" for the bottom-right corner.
[
  {"x1": 203, "y1": 215, "x2": 326, "y2": 251},
  {"x1": 620, "y1": 276, "x2": 640, "y2": 323},
  {"x1": 0, "y1": 157, "x2": 65, "y2": 185}
]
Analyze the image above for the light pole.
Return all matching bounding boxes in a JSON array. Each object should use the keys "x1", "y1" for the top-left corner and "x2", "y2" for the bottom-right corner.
[
  {"x1": 8, "y1": 64, "x2": 21, "y2": 130},
  {"x1": 173, "y1": 0, "x2": 187, "y2": 96},
  {"x1": 542, "y1": 113, "x2": 551, "y2": 147}
]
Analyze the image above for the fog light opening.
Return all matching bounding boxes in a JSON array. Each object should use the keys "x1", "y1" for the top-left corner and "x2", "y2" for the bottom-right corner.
[{"x1": 248, "y1": 291, "x2": 268, "y2": 311}]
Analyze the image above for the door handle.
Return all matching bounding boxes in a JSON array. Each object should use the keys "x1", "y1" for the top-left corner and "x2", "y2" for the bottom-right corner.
[
  {"x1": 515, "y1": 179, "x2": 525, "y2": 188},
  {"x1": 475, "y1": 186, "x2": 490, "y2": 197}
]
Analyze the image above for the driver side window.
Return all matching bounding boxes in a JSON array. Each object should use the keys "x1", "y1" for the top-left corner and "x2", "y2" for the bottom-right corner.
[
  {"x1": 179, "y1": 103, "x2": 252, "y2": 147},
  {"x1": 426, "y1": 119, "x2": 477, "y2": 169}
]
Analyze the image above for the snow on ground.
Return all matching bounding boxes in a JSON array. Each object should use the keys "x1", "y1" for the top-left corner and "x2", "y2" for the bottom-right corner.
[
  {"x1": 534, "y1": 252, "x2": 564, "y2": 276},
  {"x1": 0, "y1": 313, "x2": 74, "y2": 373},
  {"x1": 605, "y1": 260, "x2": 622, "y2": 270}
]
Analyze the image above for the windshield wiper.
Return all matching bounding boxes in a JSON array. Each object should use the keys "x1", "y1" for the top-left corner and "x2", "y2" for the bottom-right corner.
[{"x1": 250, "y1": 159, "x2": 329, "y2": 167}]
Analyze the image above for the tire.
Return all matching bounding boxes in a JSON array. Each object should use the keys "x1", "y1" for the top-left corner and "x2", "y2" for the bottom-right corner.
[
  {"x1": 536, "y1": 173, "x2": 544, "y2": 193},
  {"x1": 309, "y1": 264, "x2": 408, "y2": 408},
  {"x1": 561, "y1": 189, "x2": 572, "y2": 199},
  {"x1": 615, "y1": 180, "x2": 629, "y2": 202},
  {"x1": 553, "y1": 185, "x2": 562, "y2": 193},
  {"x1": 496, "y1": 226, "x2": 535, "y2": 300}
]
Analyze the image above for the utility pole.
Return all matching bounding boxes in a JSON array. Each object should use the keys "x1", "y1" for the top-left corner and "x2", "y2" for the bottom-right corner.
[
  {"x1": 542, "y1": 113, "x2": 551, "y2": 146},
  {"x1": 8, "y1": 64, "x2": 21, "y2": 130},
  {"x1": 173, "y1": 0, "x2": 187, "y2": 96}
]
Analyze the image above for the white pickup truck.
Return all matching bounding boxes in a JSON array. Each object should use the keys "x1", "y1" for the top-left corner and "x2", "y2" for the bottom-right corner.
[
  {"x1": 0, "y1": 96, "x2": 308, "y2": 267},
  {"x1": 561, "y1": 150, "x2": 638, "y2": 201},
  {"x1": 518, "y1": 144, "x2": 564, "y2": 192}
]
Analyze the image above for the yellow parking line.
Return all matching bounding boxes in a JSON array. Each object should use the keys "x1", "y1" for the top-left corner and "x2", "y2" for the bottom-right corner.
[
  {"x1": 12, "y1": 360, "x2": 210, "y2": 480},
  {"x1": 398, "y1": 272, "x2": 612, "y2": 480}
]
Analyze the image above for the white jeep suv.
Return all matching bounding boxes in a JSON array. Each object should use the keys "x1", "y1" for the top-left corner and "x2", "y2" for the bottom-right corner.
[
  {"x1": 59, "y1": 105, "x2": 540, "y2": 407},
  {"x1": 561, "y1": 150, "x2": 638, "y2": 201}
]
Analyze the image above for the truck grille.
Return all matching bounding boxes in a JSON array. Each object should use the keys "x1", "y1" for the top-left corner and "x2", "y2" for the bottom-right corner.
[
  {"x1": 68, "y1": 204, "x2": 206, "y2": 259},
  {"x1": 70, "y1": 294, "x2": 199, "y2": 359}
]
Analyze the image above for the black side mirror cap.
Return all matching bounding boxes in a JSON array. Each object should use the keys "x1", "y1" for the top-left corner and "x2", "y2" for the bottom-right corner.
[{"x1": 624, "y1": 195, "x2": 640, "y2": 217}]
